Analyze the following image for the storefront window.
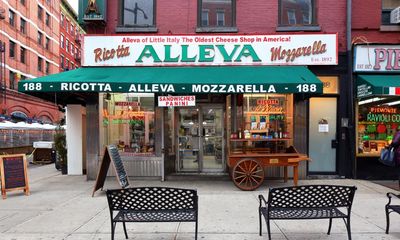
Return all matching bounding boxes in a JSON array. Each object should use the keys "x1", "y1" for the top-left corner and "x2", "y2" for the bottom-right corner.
[
  {"x1": 233, "y1": 94, "x2": 293, "y2": 153},
  {"x1": 357, "y1": 103, "x2": 398, "y2": 156},
  {"x1": 102, "y1": 93, "x2": 155, "y2": 156}
]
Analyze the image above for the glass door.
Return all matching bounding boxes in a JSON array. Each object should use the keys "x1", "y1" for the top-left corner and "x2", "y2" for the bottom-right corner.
[
  {"x1": 177, "y1": 105, "x2": 225, "y2": 172},
  {"x1": 201, "y1": 106, "x2": 224, "y2": 172},
  {"x1": 177, "y1": 108, "x2": 200, "y2": 171}
]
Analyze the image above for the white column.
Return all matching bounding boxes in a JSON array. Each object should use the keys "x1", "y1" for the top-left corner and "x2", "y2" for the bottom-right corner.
[{"x1": 66, "y1": 104, "x2": 83, "y2": 175}]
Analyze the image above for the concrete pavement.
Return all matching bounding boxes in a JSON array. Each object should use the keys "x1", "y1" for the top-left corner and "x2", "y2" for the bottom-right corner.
[{"x1": 0, "y1": 164, "x2": 399, "y2": 240}]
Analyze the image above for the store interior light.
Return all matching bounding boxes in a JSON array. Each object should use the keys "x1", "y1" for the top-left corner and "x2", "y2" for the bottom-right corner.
[{"x1": 358, "y1": 97, "x2": 386, "y2": 105}]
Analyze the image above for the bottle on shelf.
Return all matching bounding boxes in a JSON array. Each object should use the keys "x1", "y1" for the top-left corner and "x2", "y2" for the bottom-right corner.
[{"x1": 238, "y1": 128, "x2": 242, "y2": 139}]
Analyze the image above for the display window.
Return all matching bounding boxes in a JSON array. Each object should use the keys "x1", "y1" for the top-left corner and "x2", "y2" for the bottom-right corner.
[
  {"x1": 102, "y1": 93, "x2": 155, "y2": 156},
  {"x1": 230, "y1": 94, "x2": 293, "y2": 154},
  {"x1": 357, "y1": 101, "x2": 399, "y2": 157}
]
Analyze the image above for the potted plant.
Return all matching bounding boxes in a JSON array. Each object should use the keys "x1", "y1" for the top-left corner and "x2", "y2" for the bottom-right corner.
[{"x1": 54, "y1": 126, "x2": 67, "y2": 174}]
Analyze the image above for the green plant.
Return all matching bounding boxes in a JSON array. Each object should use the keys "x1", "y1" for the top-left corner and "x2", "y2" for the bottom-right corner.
[{"x1": 54, "y1": 126, "x2": 67, "y2": 166}]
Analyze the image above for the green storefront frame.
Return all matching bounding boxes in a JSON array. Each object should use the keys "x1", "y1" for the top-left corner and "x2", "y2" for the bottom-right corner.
[{"x1": 18, "y1": 66, "x2": 323, "y2": 94}]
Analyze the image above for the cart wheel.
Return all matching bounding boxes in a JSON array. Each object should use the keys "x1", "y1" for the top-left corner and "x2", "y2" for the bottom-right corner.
[{"x1": 232, "y1": 158, "x2": 264, "y2": 191}]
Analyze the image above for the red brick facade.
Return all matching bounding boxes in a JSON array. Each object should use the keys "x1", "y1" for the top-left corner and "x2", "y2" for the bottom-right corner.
[
  {"x1": 59, "y1": 0, "x2": 84, "y2": 72},
  {"x1": 97, "y1": 0, "x2": 348, "y2": 52},
  {"x1": 0, "y1": 0, "x2": 61, "y2": 123},
  {"x1": 352, "y1": 0, "x2": 400, "y2": 44}
]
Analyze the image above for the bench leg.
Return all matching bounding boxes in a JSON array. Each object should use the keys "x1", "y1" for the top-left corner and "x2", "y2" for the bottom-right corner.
[
  {"x1": 195, "y1": 220, "x2": 198, "y2": 240},
  {"x1": 327, "y1": 217, "x2": 332, "y2": 235},
  {"x1": 111, "y1": 222, "x2": 116, "y2": 240},
  {"x1": 259, "y1": 209, "x2": 262, "y2": 236},
  {"x1": 385, "y1": 207, "x2": 390, "y2": 234},
  {"x1": 123, "y1": 222, "x2": 128, "y2": 239},
  {"x1": 266, "y1": 218, "x2": 271, "y2": 240},
  {"x1": 343, "y1": 217, "x2": 352, "y2": 240}
]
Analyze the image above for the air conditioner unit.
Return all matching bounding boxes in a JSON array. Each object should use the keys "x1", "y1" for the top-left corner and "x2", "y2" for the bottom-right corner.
[{"x1": 390, "y1": 6, "x2": 400, "y2": 24}]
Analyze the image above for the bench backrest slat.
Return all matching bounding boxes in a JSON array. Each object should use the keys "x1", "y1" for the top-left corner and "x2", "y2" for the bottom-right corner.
[
  {"x1": 268, "y1": 185, "x2": 357, "y2": 208},
  {"x1": 106, "y1": 187, "x2": 198, "y2": 211}
]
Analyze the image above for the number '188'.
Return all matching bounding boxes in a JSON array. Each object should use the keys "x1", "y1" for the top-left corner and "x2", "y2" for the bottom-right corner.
[
  {"x1": 22, "y1": 83, "x2": 42, "y2": 91},
  {"x1": 296, "y1": 84, "x2": 317, "y2": 93}
]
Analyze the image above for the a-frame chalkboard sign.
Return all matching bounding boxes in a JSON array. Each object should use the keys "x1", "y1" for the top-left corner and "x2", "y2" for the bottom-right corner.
[
  {"x1": 0, "y1": 154, "x2": 30, "y2": 199},
  {"x1": 92, "y1": 145, "x2": 130, "y2": 196}
]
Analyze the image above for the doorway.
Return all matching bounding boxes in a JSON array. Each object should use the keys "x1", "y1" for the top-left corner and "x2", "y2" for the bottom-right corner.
[
  {"x1": 177, "y1": 105, "x2": 225, "y2": 173},
  {"x1": 308, "y1": 98, "x2": 337, "y2": 173}
]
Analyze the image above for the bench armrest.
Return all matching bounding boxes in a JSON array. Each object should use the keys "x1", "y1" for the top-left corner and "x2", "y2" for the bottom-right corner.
[{"x1": 259, "y1": 194, "x2": 268, "y2": 208}]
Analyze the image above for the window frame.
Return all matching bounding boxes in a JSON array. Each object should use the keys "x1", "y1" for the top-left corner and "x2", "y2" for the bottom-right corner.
[
  {"x1": 9, "y1": 10, "x2": 15, "y2": 27},
  {"x1": 38, "y1": 57, "x2": 43, "y2": 72},
  {"x1": 20, "y1": 46, "x2": 26, "y2": 64},
  {"x1": 60, "y1": 55, "x2": 65, "y2": 69},
  {"x1": 196, "y1": 0, "x2": 237, "y2": 33},
  {"x1": 61, "y1": 14, "x2": 65, "y2": 28},
  {"x1": 9, "y1": 41, "x2": 16, "y2": 58},
  {"x1": 37, "y1": 31, "x2": 43, "y2": 46},
  {"x1": 381, "y1": 0, "x2": 400, "y2": 27},
  {"x1": 216, "y1": 10, "x2": 225, "y2": 27},
  {"x1": 45, "y1": 61, "x2": 50, "y2": 75},
  {"x1": 201, "y1": 9, "x2": 209, "y2": 27},
  {"x1": 20, "y1": 18, "x2": 26, "y2": 34},
  {"x1": 60, "y1": 34, "x2": 65, "y2": 48},
  {"x1": 9, "y1": 71, "x2": 16, "y2": 90},
  {"x1": 46, "y1": 12, "x2": 51, "y2": 27},
  {"x1": 38, "y1": 5, "x2": 43, "y2": 21},
  {"x1": 45, "y1": 37, "x2": 50, "y2": 50},
  {"x1": 116, "y1": 0, "x2": 158, "y2": 33},
  {"x1": 277, "y1": 0, "x2": 320, "y2": 32}
]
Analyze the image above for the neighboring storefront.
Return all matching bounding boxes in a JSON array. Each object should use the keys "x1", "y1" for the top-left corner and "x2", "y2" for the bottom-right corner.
[
  {"x1": 354, "y1": 44, "x2": 400, "y2": 179},
  {"x1": 19, "y1": 34, "x2": 342, "y2": 180}
]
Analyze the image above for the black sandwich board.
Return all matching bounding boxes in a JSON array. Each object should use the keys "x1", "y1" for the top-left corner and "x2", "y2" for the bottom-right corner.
[{"x1": 92, "y1": 145, "x2": 129, "y2": 196}]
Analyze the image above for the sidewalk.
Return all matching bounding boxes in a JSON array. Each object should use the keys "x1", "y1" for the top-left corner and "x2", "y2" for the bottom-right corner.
[{"x1": 0, "y1": 164, "x2": 399, "y2": 240}]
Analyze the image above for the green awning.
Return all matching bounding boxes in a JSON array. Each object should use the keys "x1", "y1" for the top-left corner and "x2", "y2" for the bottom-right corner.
[
  {"x1": 357, "y1": 75, "x2": 400, "y2": 98},
  {"x1": 18, "y1": 66, "x2": 322, "y2": 94}
]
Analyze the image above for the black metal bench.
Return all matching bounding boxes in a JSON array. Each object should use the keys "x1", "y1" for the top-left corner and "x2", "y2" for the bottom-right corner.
[
  {"x1": 106, "y1": 187, "x2": 198, "y2": 240},
  {"x1": 385, "y1": 192, "x2": 400, "y2": 234},
  {"x1": 259, "y1": 185, "x2": 357, "y2": 240}
]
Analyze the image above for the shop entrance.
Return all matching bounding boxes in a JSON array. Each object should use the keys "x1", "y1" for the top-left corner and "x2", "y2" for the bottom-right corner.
[
  {"x1": 177, "y1": 105, "x2": 225, "y2": 173},
  {"x1": 308, "y1": 98, "x2": 337, "y2": 173}
]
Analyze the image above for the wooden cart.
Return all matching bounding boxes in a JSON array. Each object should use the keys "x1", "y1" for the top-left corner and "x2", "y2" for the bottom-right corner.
[{"x1": 228, "y1": 139, "x2": 310, "y2": 191}]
